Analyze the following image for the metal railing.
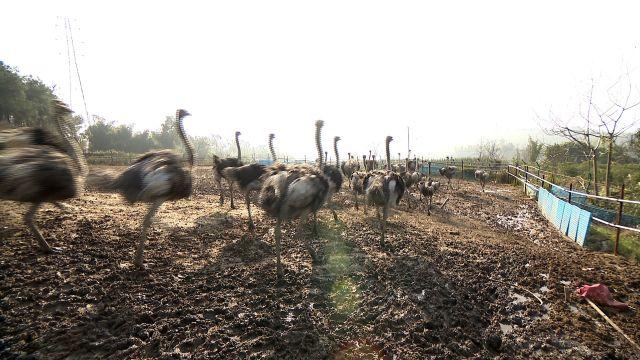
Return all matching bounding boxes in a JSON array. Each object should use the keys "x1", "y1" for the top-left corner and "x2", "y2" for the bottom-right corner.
[{"x1": 507, "y1": 165, "x2": 639, "y2": 256}]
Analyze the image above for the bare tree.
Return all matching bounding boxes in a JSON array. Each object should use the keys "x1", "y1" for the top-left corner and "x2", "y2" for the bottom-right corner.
[
  {"x1": 543, "y1": 80, "x2": 604, "y2": 195},
  {"x1": 483, "y1": 140, "x2": 501, "y2": 162},
  {"x1": 596, "y1": 72, "x2": 640, "y2": 196}
]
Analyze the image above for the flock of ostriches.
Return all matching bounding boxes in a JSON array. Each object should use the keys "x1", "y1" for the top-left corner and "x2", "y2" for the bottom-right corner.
[{"x1": 0, "y1": 100, "x2": 491, "y2": 278}]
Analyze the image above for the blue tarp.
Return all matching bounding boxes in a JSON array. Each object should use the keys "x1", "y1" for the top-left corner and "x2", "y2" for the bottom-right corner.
[{"x1": 537, "y1": 186, "x2": 591, "y2": 246}]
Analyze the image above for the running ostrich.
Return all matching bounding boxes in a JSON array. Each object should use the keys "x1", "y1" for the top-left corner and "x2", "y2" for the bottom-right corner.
[
  {"x1": 259, "y1": 120, "x2": 340, "y2": 278},
  {"x1": 223, "y1": 133, "x2": 279, "y2": 230},
  {"x1": 475, "y1": 169, "x2": 490, "y2": 192},
  {"x1": 213, "y1": 131, "x2": 243, "y2": 209},
  {"x1": 89, "y1": 109, "x2": 194, "y2": 267},
  {"x1": 0, "y1": 99, "x2": 87, "y2": 253},
  {"x1": 439, "y1": 165, "x2": 457, "y2": 189},
  {"x1": 418, "y1": 178, "x2": 440, "y2": 215},
  {"x1": 364, "y1": 136, "x2": 406, "y2": 243}
]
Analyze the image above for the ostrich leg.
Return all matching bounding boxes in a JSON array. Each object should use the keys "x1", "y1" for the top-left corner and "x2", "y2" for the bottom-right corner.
[
  {"x1": 217, "y1": 178, "x2": 224, "y2": 205},
  {"x1": 381, "y1": 205, "x2": 389, "y2": 245},
  {"x1": 245, "y1": 192, "x2": 255, "y2": 230},
  {"x1": 25, "y1": 202, "x2": 60, "y2": 253},
  {"x1": 134, "y1": 200, "x2": 163, "y2": 267},
  {"x1": 299, "y1": 212, "x2": 318, "y2": 263},
  {"x1": 229, "y1": 182, "x2": 236, "y2": 209},
  {"x1": 353, "y1": 192, "x2": 359, "y2": 210},
  {"x1": 275, "y1": 218, "x2": 283, "y2": 279}
]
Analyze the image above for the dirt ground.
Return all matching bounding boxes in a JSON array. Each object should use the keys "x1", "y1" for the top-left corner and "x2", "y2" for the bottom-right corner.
[{"x1": 1, "y1": 166, "x2": 639, "y2": 359}]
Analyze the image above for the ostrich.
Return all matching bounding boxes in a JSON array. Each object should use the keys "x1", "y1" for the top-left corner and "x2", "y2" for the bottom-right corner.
[
  {"x1": 223, "y1": 133, "x2": 279, "y2": 230},
  {"x1": 322, "y1": 136, "x2": 344, "y2": 222},
  {"x1": 350, "y1": 171, "x2": 367, "y2": 210},
  {"x1": 475, "y1": 169, "x2": 490, "y2": 192},
  {"x1": 341, "y1": 152, "x2": 360, "y2": 188},
  {"x1": 258, "y1": 120, "x2": 340, "y2": 278},
  {"x1": 364, "y1": 136, "x2": 406, "y2": 243},
  {"x1": 213, "y1": 131, "x2": 243, "y2": 209},
  {"x1": 0, "y1": 99, "x2": 87, "y2": 253},
  {"x1": 89, "y1": 109, "x2": 193, "y2": 267},
  {"x1": 439, "y1": 165, "x2": 457, "y2": 189},
  {"x1": 418, "y1": 178, "x2": 440, "y2": 215}
]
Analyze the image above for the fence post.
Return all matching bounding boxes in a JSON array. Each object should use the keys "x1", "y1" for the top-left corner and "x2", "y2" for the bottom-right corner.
[
  {"x1": 461, "y1": 160, "x2": 464, "y2": 180},
  {"x1": 614, "y1": 183, "x2": 625, "y2": 256},
  {"x1": 568, "y1": 183, "x2": 573, "y2": 204},
  {"x1": 428, "y1": 161, "x2": 431, "y2": 176},
  {"x1": 542, "y1": 174, "x2": 545, "y2": 190},
  {"x1": 524, "y1": 165, "x2": 529, "y2": 193}
]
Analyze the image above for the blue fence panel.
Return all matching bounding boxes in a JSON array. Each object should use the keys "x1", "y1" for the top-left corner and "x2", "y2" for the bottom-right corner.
[
  {"x1": 553, "y1": 201, "x2": 565, "y2": 228},
  {"x1": 560, "y1": 204, "x2": 572, "y2": 235},
  {"x1": 567, "y1": 205, "x2": 581, "y2": 241},
  {"x1": 576, "y1": 209, "x2": 592, "y2": 246}
]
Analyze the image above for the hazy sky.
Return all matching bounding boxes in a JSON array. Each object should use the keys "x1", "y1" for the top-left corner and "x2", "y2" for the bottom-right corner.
[{"x1": 2, "y1": 1, "x2": 640, "y2": 159}]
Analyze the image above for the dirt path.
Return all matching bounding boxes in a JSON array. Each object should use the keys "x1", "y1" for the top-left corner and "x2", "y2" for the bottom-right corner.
[{"x1": 1, "y1": 167, "x2": 639, "y2": 359}]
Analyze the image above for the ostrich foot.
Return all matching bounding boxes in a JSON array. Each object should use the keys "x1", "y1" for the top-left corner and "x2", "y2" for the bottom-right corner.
[{"x1": 39, "y1": 246, "x2": 63, "y2": 254}]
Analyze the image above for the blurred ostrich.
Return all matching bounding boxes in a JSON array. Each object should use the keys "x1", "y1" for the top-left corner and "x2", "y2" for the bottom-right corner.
[
  {"x1": 341, "y1": 152, "x2": 360, "y2": 188},
  {"x1": 213, "y1": 131, "x2": 243, "y2": 209},
  {"x1": 418, "y1": 178, "x2": 440, "y2": 215},
  {"x1": 259, "y1": 120, "x2": 340, "y2": 278},
  {"x1": 0, "y1": 99, "x2": 87, "y2": 253},
  {"x1": 88, "y1": 109, "x2": 193, "y2": 267},
  {"x1": 475, "y1": 169, "x2": 490, "y2": 192},
  {"x1": 223, "y1": 133, "x2": 278, "y2": 230},
  {"x1": 439, "y1": 165, "x2": 456, "y2": 189},
  {"x1": 364, "y1": 136, "x2": 406, "y2": 243}
]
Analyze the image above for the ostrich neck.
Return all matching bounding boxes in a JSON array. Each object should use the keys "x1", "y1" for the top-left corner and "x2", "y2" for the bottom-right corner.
[
  {"x1": 269, "y1": 137, "x2": 276, "y2": 162},
  {"x1": 334, "y1": 139, "x2": 339, "y2": 167},
  {"x1": 315, "y1": 125, "x2": 323, "y2": 168},
  {"x1": 235, "y1": 134, "x2": 241, "y2": 160},
  {"x1": 54, "y1": 109, "x2": 87, "y2": 177},
  {"x1": 176, "y1": 113, "x2": 194, "y2": 168},
  {"x1": 386, "y1": 142, "x2": 391, "y2": 171}
]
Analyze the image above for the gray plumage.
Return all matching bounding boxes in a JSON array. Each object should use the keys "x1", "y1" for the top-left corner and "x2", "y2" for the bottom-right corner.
[
  {"x1": 364, "y1": 136, "x2": 406, "y2": 243},
  {"x1": 439, "y1": 165, "x2": 456, "y2": 189},
  {"x1": 223, "y1": 133, "x2": 276, "y2": 230},
  {"x1": 258, "y1": 120, "x2": 337, "y2": 278},
  {"x1": 475, "y1": 169, "x2": 490, "y2": 192},
  {"x1": 0, "y1": 99, "x2": 86, "y2": 253},
  {"x1": 418, "y1": 178, "x2": 440, "y2": 215}
]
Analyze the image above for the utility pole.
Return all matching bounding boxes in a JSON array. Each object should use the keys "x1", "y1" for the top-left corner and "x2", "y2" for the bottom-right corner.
[{"x1": 407, "y1": 126, "x2": 410, "y2": 159}]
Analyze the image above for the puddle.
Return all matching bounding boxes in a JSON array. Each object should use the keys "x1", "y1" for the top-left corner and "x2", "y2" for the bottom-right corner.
[{"x1": 500, "y1": 323, "x2": 514, "y2": 335}]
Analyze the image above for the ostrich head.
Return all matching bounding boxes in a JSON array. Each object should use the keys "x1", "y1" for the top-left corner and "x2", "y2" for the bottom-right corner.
[
  {"x1": 269, "y1": 133, "x2": 275, "y2": 141},
  {"x1": 52, "y1": 99, "x2": 73, "y2": 116},
  {"x1": 176, "y1": 109, "x2": 191, "y2": 119}
]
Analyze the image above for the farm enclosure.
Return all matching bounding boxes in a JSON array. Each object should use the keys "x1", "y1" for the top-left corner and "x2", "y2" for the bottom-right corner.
[{"x1": 1, "y1": 167, "x2": 639, "y2": 359}]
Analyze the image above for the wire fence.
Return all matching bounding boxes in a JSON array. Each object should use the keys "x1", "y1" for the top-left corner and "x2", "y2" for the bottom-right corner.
[{"x1": 507, "y1": 165, "x2": 639, "y2": 256}]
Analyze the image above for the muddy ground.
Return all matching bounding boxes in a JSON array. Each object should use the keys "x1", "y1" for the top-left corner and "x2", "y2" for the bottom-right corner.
[{"x1": 1, "y1": 167, "x2": 639, "y2": 359}]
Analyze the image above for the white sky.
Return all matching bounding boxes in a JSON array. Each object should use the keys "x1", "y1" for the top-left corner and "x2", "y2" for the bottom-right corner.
[{"x1": 2, "y1": 1, "x2": 640, "y2": 159}]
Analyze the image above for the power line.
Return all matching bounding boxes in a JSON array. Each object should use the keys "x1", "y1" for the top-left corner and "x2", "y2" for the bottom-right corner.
[
  {"x1": 66, "y1": 18, "x2": 90, "y2": 122},
  {"x1": 63, "y1": 17, "x2": 72, "y2": 107}
]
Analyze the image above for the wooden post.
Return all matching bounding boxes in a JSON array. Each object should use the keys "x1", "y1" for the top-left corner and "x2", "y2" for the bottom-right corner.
[
  {"x1": 524, "y1": 165, "x2": 529, "y2": 193},
  {"x1": 542, "y1": 174, "x2": 545, "y2": 190},
  {"x1": 614, "y1": 183, "x2": 625, "y2": 256},
  {"x1": 568, "y1": 183, "x2": 573, "y2": 204},
  {"x1": 461, "y1": 160, "x2": 464, "y2": 180},
  {"x1": 428, "y1": 161, "x2": 431, "y2": 176}
]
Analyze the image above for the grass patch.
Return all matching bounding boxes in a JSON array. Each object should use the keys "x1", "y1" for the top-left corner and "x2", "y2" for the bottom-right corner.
[{"x1": 588, "y1": 224, "x2": 640, "y2": 262}]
